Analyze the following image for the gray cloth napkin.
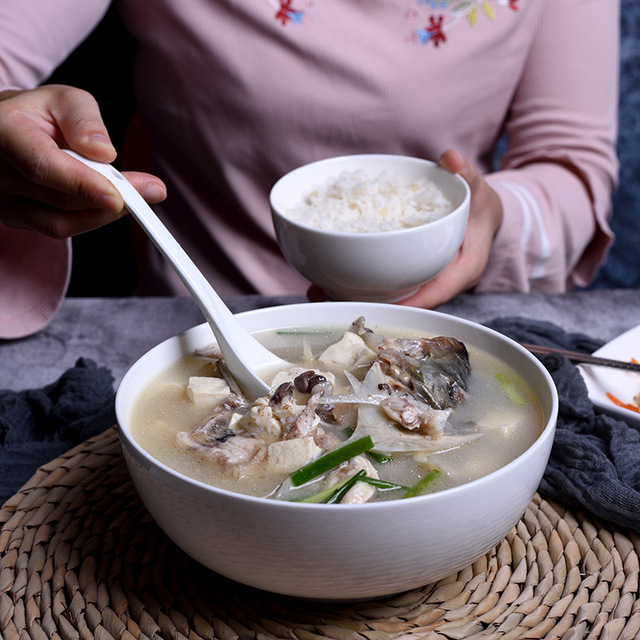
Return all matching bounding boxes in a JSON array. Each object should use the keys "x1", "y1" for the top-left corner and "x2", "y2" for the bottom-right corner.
[
  {"x1": 0, "y1": 358, "x2": 116, "y2": 506},
  {"x1": 487, "y1": 317, "x2": 640, "y2": 533}
]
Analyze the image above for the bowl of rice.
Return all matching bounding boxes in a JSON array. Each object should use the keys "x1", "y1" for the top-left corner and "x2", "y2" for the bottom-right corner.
[{"x1": 270, "y1": 154, "x2": 470, "y2": 302}]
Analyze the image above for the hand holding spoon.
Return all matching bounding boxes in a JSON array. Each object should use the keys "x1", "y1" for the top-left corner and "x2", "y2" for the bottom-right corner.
[{"x1": 64, "y1": 149, "x2": 287, "y2": 400}]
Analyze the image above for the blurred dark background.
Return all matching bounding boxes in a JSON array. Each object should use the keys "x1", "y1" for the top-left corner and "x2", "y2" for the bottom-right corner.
[
  {"x1": 47, "y1": 6, "x2": 640, "y2": 296},
  {"x1": 46, "y1": 5, "x2": 139, "y2": 296},
  {"x1": 590, "y1": 7, "x2": 640, "y2": 290}
]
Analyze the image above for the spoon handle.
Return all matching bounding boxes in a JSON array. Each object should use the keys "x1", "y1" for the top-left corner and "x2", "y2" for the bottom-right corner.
[{"x1": 63, "y1": 149, "x2": 276, "y2": 399}]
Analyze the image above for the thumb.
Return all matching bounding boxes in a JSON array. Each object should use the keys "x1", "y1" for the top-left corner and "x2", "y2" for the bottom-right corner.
[
  {"x1": 439, "y1": 149, "x2": 487, "y2": 193},
  {"x1": 438, "y1": 149, "x2": 467, "y2": 177},
  {"x1": 52, "y1": 87, "x2": 118, "y2": 163}
]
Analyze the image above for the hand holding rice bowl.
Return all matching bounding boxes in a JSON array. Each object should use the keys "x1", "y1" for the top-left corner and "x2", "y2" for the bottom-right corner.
[
  {"x1": 270, "y1": 155, "x2": 470, "y2": 302},
  {"x1": 115, "y1": 302, "x2": 558, "y2": 601}
]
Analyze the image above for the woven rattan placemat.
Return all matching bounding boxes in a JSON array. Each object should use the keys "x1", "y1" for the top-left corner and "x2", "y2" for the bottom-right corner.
[{"x1": 1, "y1": 426, "x2": 640, "y2": 640}]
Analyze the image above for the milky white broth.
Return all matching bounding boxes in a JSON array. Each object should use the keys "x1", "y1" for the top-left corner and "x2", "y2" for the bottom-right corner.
[{"x1": 129, "y1": 324, "x2": 543, "y2": 501}]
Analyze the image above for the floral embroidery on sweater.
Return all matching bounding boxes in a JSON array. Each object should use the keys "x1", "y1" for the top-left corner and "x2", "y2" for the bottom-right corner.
[
  {"x1": 267, "y1": 0, "x2": 518, "y2": 37},
  {"x1": 412, "y1": 0, "x2": 519, "y2": 46},
  {"x1": 272, "y1": 0, "x2": 305, "y2": 26}
]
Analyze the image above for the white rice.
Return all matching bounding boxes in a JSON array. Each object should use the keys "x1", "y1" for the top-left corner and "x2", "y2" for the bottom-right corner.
[{"x1": 285, "y1": 170, "x2": 453, "y2": 233}]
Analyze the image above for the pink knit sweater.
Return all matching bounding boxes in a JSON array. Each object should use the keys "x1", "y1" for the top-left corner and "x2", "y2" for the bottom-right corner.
[{"x1": 0, "y1": 0, "x2": 619, "y2": 338}]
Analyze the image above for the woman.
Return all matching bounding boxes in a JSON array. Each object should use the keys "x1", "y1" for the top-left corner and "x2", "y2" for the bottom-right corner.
[{"x1": 0, "y1": 0, "x2": 619, "y2": 338}]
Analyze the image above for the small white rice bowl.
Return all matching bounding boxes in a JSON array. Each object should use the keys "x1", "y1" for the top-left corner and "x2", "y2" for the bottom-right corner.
[{"x1": 270, "y1": 155, "x2": 470, "y2": 302}]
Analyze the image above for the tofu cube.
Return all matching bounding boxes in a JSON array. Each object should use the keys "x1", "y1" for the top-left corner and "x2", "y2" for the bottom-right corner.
[
  {"x1": 267, "y1": 436, "x2": 322, "y2": 474},
  {"x1": 186, "y1": 376, "x2": 230, "y2": 405}
]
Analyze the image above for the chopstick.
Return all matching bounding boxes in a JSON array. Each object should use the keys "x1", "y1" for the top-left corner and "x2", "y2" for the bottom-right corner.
[{"x1": 520, "y1": 343, "x2": 640, "y2": 373}]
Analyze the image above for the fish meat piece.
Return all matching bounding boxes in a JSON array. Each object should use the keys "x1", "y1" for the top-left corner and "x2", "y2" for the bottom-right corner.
[
  {"x1": 327, "y1": 455, "x2": 379, "y2": 504},
  {"x1": 177, "y1": 394, "x2": 263, "y2": 475},
  {"x1": 191, "y1": 393, "x2": 248, "y2": 441},
  {"x1": 377, "y1": 336, "x2": 470, "y2": 410},
  {"x1": 355, "y1": 403, "x2": 478, "y2": 454},
  {"x1": 176, "y1": 429, "x2": 265, "y2": 474},
  {"x1": 241, "y1": 397, "x2": 286, "y2": 441},
  {"x1": 380, "y1": 395, "x2": 449, "y2": 437},
  {"x1": 240, "y1": 382, "x2": 299, "y2": 442},
  {"x1": 347, "y1": 317, "x2": 471, "y2": 410},
  {"x1": 284, "y1": 392, "x2": 322, "y2": 439},
  {"x1": 352, "y1": 363, "x2": 478, "y2": 453}
]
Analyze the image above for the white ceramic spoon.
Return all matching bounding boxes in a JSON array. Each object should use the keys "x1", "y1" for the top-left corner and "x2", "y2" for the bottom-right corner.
[{"x1": 64, "y1": 149, "x2": 287, "y2": 400}]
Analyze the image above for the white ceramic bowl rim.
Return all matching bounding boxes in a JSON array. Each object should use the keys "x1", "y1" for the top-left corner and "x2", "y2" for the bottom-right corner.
[
  {"x1": 270, "y1": 154, "x2": 471, "y2": 237},
  {"x1": 116, "y1": 304, "x2": 558, "y2": 513}
]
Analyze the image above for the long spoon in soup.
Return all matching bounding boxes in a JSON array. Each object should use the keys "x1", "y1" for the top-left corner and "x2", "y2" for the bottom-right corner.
[{"x1": 64, "y1": 149, "x2": 286, "y2": 400}]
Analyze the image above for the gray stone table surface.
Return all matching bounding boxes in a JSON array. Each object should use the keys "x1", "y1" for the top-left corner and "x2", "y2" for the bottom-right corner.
[{"x1": 1, "y1": 289, "x2": 639, "y2": 391}]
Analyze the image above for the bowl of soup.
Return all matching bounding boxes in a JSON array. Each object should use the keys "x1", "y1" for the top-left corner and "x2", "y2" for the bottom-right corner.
[
  {"x1": 270, "y1": 155, "x2": 470, "y2": 302},
  {"x1": 115, "y1": 302, "x2": 558, "y2": 601}
]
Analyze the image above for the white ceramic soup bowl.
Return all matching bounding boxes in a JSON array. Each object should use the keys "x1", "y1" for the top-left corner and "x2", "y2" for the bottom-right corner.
[
  {"x1": 270, "y1": 155, "x2": 470, "y2": 303},
  {"x1": 115, "y1": 302, "x2": 558, "y2": 601}
]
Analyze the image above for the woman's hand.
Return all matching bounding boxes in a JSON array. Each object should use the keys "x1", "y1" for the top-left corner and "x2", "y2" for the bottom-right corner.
[
  {"x1": 308, "y1": 150, "x2": 503, "y2": 306},
  {"x1": 398, "y1": 149, "x2": 503, "y2": 308},
  {"x1": 0, "y1": 84, "x2": 166, "y2": 238}
]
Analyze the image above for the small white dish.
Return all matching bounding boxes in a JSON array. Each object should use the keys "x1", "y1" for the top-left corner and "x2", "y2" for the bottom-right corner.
[{"x1": 579, "y1": 325, "x2": 640, "y2": 427}]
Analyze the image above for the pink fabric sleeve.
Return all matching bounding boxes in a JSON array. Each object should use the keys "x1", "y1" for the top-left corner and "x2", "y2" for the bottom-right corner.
[
  {"x1": 0, "y1": 0, "x2": 110, "y2": 90},
  {"x1": 0, "y1": 1, "x2": 108, "y2": 338},
  {"x1": 478, "y1": 0, "x2": 619, "y2": 293},
  {"x1": 0, "y1": 227, "x2": 71, "y2": 339}
]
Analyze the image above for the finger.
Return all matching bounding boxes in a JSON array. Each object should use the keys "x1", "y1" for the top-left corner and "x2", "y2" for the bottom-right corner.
[
  {"x1": 0, "y1": 150, "x2": 124, "y2": 214},
  {"x1": 438, "y1": 149, "x2": 466, "y2": 175},
  {"x1": 121, "y1": 171, "x2": 168, "y2": 204},
  {"x1": 0, "y1": 86, "x2": 116, "y2": 165},
  {"x1": 307, "y1": 284, "x2": 329, "y2": 302},
  {"x1": 48, "y1": 85, "x2": 118, "y2": 163},
  {"x1": 397, "y1": 255, "x2": 471, "y2": 309},
  {"x1": 439, "y1": 149, "x2": 484, "y2": 194},
  {"x1": 0, "y1": 170, "x2": 167, "y2": 238},
  {"x1": 0, "y1": 88, "x2": 123, "y2": 212},
  {"x1": 0, "y1": 195, "x2": 130, "y2": 238},
  {"x1": 55, "y1": 159, "x2": 168, "y2": 212},
  {"x1": 441, "y1": 150, "x2": 503, "y2": 231}
]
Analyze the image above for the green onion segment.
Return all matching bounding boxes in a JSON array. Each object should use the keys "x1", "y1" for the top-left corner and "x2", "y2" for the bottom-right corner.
[
  {"x1": 289, "y1": 436, "x2": 375, "y2": 487},
  {"x1": 325, "y1": 469, "x2": 367, "y2": 504},
  {"x1": 297, "y1": 474, "x2": 355, "y2": 503},
  {"x1": 402, "y1": 468, "x2": 441, "y2": 499},
  {"x1": 495, "y1": 372, "x2": 528, "y2": 406}
]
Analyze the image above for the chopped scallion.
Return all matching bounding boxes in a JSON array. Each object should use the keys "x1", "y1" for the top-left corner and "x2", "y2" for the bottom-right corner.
[
  {"x1": 275, "y1": 330, "x2": 324, "y2": 335},
  {"x1": 296, "y1": 475, "x2": 354, "y2": 503},
  {"x1": 342, "y1": 429, "x2": 391, "y2": 464},
  {"x1": 289, "y1": 435, "x2": 375, "y2": 487},
  {"x1": 326, "y1": 469, "x2": 367, "y2": 504},
  {"x1": 495, "y1": 373, "x2": 528, "y2": 406},
  {"x1": 367, "y1": 450, "x2": 393, "y2": 465},
  {"x1": 360, "y1": 477, "x2": 408, "y2": 492},
  {"x1": 296, "y1": 473, "x2": 407, "y2": 503},
  {"x1": 402, "y1": 468, "x2": 441, "y2": 499}
]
